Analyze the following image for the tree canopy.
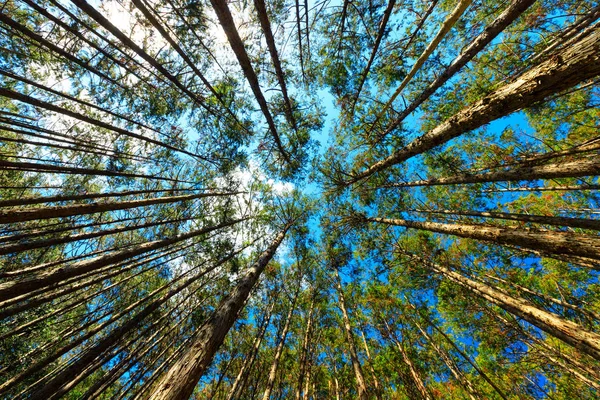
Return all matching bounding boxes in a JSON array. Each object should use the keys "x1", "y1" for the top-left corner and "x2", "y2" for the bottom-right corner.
[{"x1": 1, "y1": 0, "x2": 599, "y2": 398}]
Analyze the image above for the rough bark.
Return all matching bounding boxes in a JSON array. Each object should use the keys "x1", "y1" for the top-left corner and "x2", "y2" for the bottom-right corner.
[
  {"x1": 411, "y1": 208, "x2": 600, "y2": 231},
  {"x1": 227, "y1": 301, "x2": 274, "y2": 400},
  {"x1": 347, "y1": 28, "x2": 600, "y2": 185},
  {"x1": 253, "y1": 0, "x2": 297, "y2": 129},
  {"x1": 349, "y1": 0, "x2": 396, "y2": 114},
  {"x1": 335, "y1": 268, "x2": 369, "y2": 400},
  {"x1": 296, "y1": 296, "x2": 315, "y2": 400},
  {"x1": 0, "y1": 192, "x2": 232, "y2": 224},
  {"x1": 379, "y1": 0, "x2": 537, "y2": 137},
  {"x1": 409, "y1": 253, "x2": 600, "y2": 361},
  {"x1": 388, "y1": 158, "x2": 600, "y2": 187},
  {"x1": 0, "y1": 218, "x2": 246, "y2": 302},
  {"x1": 365, "y1": 216, "x2": 600, "y2": 261},
  {"x1": 372, "y1": 0, "x2": 472, "y2": 127},
  {"x1": 148, "y1": 225, "x2": 291, "y2": 400},
  {"x1": 262, "y1": 289, "x2": 298, "y2": 400},
  {"x1": 209, "y1": 0, "x2": 290, "y2": 163}
]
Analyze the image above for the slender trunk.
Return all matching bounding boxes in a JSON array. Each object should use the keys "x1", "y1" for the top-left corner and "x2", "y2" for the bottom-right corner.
[
  {"x1": 348, "y1": 28, "x2": 600, "y2": 185},
  {"x1": 335, "y1": 268, "x2": 369, "y2": 399},
  {"x1": 0, "y1": 188, "x2": 199, "y2": 208},
  {"x1": 209, "y1": 0, "x2": 290, "y2": 163},
  {"x1": 227, "y1": 301, "x2": 275, "y2": 400},
  {"x1": 387, "y1": 157, "x2": 600, "y2": 187},
  {"x1": 296, "y1": 296, "x2": 315, "y2": 400},
  {"x1": 379, "y1": 0, "x2": 536, "y2": 137},
  {"x1": 253, "y1": 0, "x2": 297, "y2": 129},
  {"x1": 262, "y1": 289, "x2": 298, "y2": 400},
  {"x1": 148, "y1": 225, "x2": 291, "y2": 399},
  {"x1": 360, "y1": 329, "x2": 382, "y2": 399},
  {"x1": 411, "y1": 317, "x2": 479, "y2": 400},
  {"x1": 0, "y1": 86, "x2": 204, "y2": 160},
  {"x1": 376, "y1": 0, "x2": 472, "y2": 119},
  {"x1": 350, "y1": 0, "x2": 396, "y2": 114},
  {"x1": 383, "y1": 320, "x2": 431, "y2": 400},
  {"x1": 70, "y1": 0, "x2": 217, "y2": 116},
  {"x1": 0, "y1": 217, "x2": 193, "y2": 256},
  {"x1": 366, "y1": 216, "x2": 600, "y2": 261},
  {"x1": 407, "y1": 252, "x2": 600, "y2": 361},
  {"x1": 483, "y1": 184, "x2": 600, "y2": 193},
  {"x1": 411, "y1": 208, "x2": 600, "y2": 231},
  {"x1": 0, "y1": 192, "x2": 233, "y2": 224},
  {"x1": 0, "y1": 217, "x2": 246, "y2": 302}
]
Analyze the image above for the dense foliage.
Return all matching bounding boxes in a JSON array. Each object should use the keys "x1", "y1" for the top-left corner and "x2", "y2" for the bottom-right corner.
[{"x1": 0, "y1": 0, "x2": 599, "y2": 398}]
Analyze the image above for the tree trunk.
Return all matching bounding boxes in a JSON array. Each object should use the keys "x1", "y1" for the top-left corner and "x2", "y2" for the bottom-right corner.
[
  {"x1": 253, "y1": 0, "x2": 297, "y2": 129},
  {"x1": 408, "y1": 252, "x2": 600, "y2": 361},
  {"x1": 0, "y1": 217, "x2": 246, "y2": 302},
  {"x1": 0, "y1": 192, "x2": 234, "y2": 224},
  {"x1": 334, "y1": 268, "x2": 369, "y2": 400},
  {"x1": 375, "y1": 0, "x2": 473, "y2": 124},
  {"x1": 348, "y1": 28, "x2": 600, "y2": 185},
  {"x1": 379, "y1": 0, "x2": 536, "y2": 137},
  {"x1": 227, "y1": 301, "x2": 274, "y2": 400},
  {"x1": 209, "y1": 0, "x2": 290, "y2": 163},
  {"x1": 148, "y1": 225, "x2": 291, "y2": 400},
  {"x1": 366, "y1": 216, "x2": 600, "y2": 262},
  {"x1": 295, "y1": 295, "x2": 315, "y2": 400},
  {"x1": 359, "y1": 329, "x2": 383, "y2": 400},
  {"x1": 411, "y1": 208, "x2": 600, "y2": 231},
  {"x1": 387, "y1": 157, "x2": 600, "y2": 187},
  {"x1": 262, "y1": 289, "x2": 298, "y2": 400}
]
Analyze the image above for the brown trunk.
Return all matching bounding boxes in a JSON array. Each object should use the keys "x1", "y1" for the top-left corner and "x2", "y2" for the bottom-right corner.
[
  {"x1": 70, "y1": 0, "x2": 217, "y2": 116},
  {"x1": 227, "y1": 301, "x2": 274, "y2": 400},
  {"x1": 296, "y1": 295, "x2": 315, "y2": 400},
  {"x1": 253, "y1": 0, "x2": 297, "y2": 129},
  {"x1": 484, "y1": 184, "x2": 600, "y2": 193},
  {"x1": 375, "y1": 0, "x2": 472, "y2": 123},
  {"x1": 411, "y1": 317, "x2": 479, "y2": 400},
  {"x1": 348, "y1": 28, "x2": 600, "y2": 185},
  {"x1": 148, "y1": 225, "x2": 290, "y2": 399},
  {"x1": 411, "y1": 208, "x2": 600, "y2": 231},
  {"x1": 262, "y1": 289, "x2": 298, "y2": 400},
  {"x1": 388, "y1": 157, "x2": 600, "y2": 187},
  {"x1": 209, "y1": 0, "x2": 290, "y2": 163},
  {"x1": 0, "y1": 192, "x2": 233, "y2": 224},
  {"x1": 366, "y1": 216, "x2": 600, "y2": 262},
  {"x1": 408, "y1": 252, "x2": 600, "y2": 361},
  {"x1": 0, "y1": 217, "x2": 192, "y2": 256},
  {"x1": 350, "y1": 0, "x2": 396, "y2": 114},
  {"x1": 0, "y1": 188, "x2": 199, "y2": 208},
  {"x1": 359, "y1": 329, "x2": 383, "y2": 400},
  {"x1": 0, "y1": 217, "x2": 246, "y2": 302},
  {"x1": 335, "y1": 268, "x2": 369, "y2": 400},
  {"x1": 379, "y1": 0, "x2": 536, "y2": 138},
  {"x1": 383, "y1": 320, "x2": 431, "y2": 400},
  {"x1": 0, "y1": 86, "x2": 201, "y2": 159}
]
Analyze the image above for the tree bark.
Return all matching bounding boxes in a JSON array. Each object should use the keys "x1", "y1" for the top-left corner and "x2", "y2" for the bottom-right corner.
[
  {"x1": 0, "y1": 192, "x2": 233, "y2": 224},
  {"x1": 147, "y1": 224, "x2": 291, "y2": 400},
  {"x1": 411, "y1": 208, "x2": 600, "y2": 231},
  {"x1": 347, "y1": 28, "x2": 600, "y2": 185},
  {"x1": 379, "y1": 0, "x2": 537, "y2": 137},
  {"x1": 295, "y1": 296, "x2": 315, "y2": 400},
  {"x1": 334, "y1": 268, "x2": 369, "y2": 400},
  {"x1": 407, "y1": 252, "x2": 600, "y2": 361},
  {"x1": 387, "y1": 157, "x2": 600, "y2": 187},
  {"x1": 0, "y1": 217, "x2": 246, "y2": 302},
  {"x1": 262, "y1": 288, "x2": 298, "y2": 400},
  {"x1": 365, "y1": 215, "x2": 600, "y2": 262},
  {"x1": 227, "y1": 301, "x2": 274, "y2": 400},
  {"x1": 209, "y1": 0, "x2": 290, "y2": 163}
]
